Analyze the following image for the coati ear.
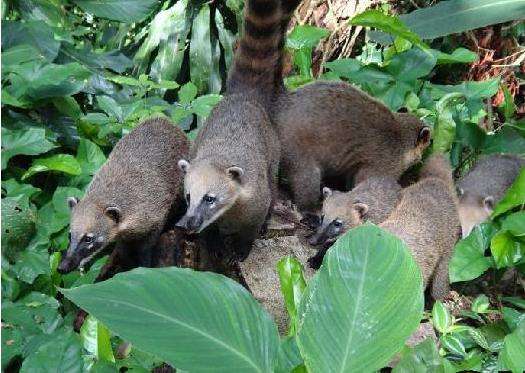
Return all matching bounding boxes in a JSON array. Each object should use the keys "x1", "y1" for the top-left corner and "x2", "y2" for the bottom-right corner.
[
  {"x1": 353, "y1": 202, "x2": 369, "y2": 219},
  {"x1": 67, "y1": 197, "x2": 79, "y2": 209},
  {"x1": 417, "y1": 127, "x2": 431, "y2": 146},
  {"x1": 178, "y1": 159, "x2": 190, "y2": 173},
  {"x1": 105, "y1": 206, "x2": 121, "y2": 224},
  {"x1": 322, "y1": 187, "x2": 332, "y2": 198},
  {"x1": 483, "y1": 196, "x2": 494, "y2": 212},
  {"x1": 227, "y1": 166, "x2": 244, "y2": 181}
]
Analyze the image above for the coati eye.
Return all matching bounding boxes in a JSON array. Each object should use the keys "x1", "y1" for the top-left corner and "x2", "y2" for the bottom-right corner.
[
  {"x1": 185, "y1": 193, "x2": 190, "y2": 203},
  {"x1": 333, "y1": 220, "x2": 343, "y2": 228},
  {"x1": 84, "y1": 235, "x2": 94, "y2": 243},
  {"x1": 203, "y1": 195, "x2": 216, "y2": 204}
]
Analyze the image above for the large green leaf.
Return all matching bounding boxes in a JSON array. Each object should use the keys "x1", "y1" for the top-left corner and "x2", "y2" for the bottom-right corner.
[
  {"x1": 11, "y1": 249, "x2": 49, "y2": 284},
  {"x1": 276, "y1": 337, "x2": 304, "y2": 373},
  {"x1": 2, "y1": 292, "x2": 63, "y2": 337},
  {"x1": 1, "y1": 179, "x2": 41, "y2": 199},
  {"x1": 1, "y1": 127, "x2": 55, "y2": 169},
  {"x1": 20, "y1": 328, "x2": 84, "y2": 373},
  {"x1": 296, "y1": 224, "x2": 424, "y2": 372},
  {"x1": 351, "y1": 10, "x2": 423, "y2": 46},
  {"x1": 482, "y1": 127, "x2": 525, "y2": 156},
  {"x1": 135, "y1": 0, "x2": 190, "y2": 82},
  {"x1": 190, "y1": 5, "x2": 218, "y2": 93},
  {"x1": 76, "y1": 139, "x2": 106, "y2": 176},
  {"x1": 7, "y1": 62, "x2": 91, "y2": 101},
  {"x1": 72, "y1": 0, "x2": 158, "y2": 23},
  {"x1": 492, "y1": 168, "x2": 525, "y2": 218},
  {"x1": 1, "y1": 20, "x2": 60, "y2": 61},
  {"x1": 499, "y1": 321, "x2": 525, "y2": 373},
  {"x1": 58, "y1": 44, "x2": 133, "y2": 74},
  {"x1": 286, "y1": 25, "x2": 330, "y2": 50},
  {"x1": 62, "y1": 267, "x2": 280, "y2": 372},
  {"x1": 397, "y1": 0, "x2": 525, "y2": 40},
  {"x1": 490, "y1": 231, "x2": 523, "y2": 269},
  {"x1": 449, "y1": 223, "x2": 496, "y2": 283},
  {"x1": 386, "y1": 48, "x2": 436, "y2": 82},
  {"x1": 502, "y1": 212, "x2": 525, "y2": 237},
  {"x1": 1, "y1": 195, "x2": 37, "y2": 261},
  {"x1": 22, "y1": 154, "x2": 82, "y2": 180},
  {"x1": 277, "y1": 256, "x2": 307, "y2": 335},
  {"x1": 2, "y1": 44, "x2": 47, "y2": 73}
]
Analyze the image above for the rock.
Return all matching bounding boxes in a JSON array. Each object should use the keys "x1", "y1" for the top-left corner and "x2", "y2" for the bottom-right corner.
[{"x1": 240, "y1": 235, "x2": 317, "y2": 334}]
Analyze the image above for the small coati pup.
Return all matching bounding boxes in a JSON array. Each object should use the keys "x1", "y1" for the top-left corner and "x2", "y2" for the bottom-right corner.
[
  {"x1": 175, "y1": 0, "x2": 295, "y2": 259},
  {"x1": 309, "y1": 176, "x2": 401, "y2": 246},
  {"x1": 273, "y1": 81, "x2": 431, "y2": 213},
  {"x1": 379, "y1": 154, "x2": 461, "y2": 299},
  {"x1": 457, "y1": 154, "x2": 524, "y2": 237},
  {"x1": 58, "y1": 118, "x2": 189, "y2": 274},
  {"x1": 308, "y1": 155, "x2": 460, "y2": 299}
]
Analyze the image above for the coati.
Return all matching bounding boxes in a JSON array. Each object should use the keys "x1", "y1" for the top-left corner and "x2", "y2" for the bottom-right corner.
[
  {"x1": 273, "y1": 81, "x2": 431, "y2": 214},
  {"x1": 307, "y1": 155, "x2": 460, "y2": 299},
  {"x1": 457, "y1": 154, "x2": 524, "y2": 237},
  {"x1": 58, "y1": 118, "x2": 189, "y2": 274},
  {"x1": 379, "y1": 154, "x2": 460, "y2": 299},
  {"x1": 309, "y1": 176, "x2": 401, "y2": 246},
  {"x1": 175, "y1": 0, "x2": 297, "y2": 259}
]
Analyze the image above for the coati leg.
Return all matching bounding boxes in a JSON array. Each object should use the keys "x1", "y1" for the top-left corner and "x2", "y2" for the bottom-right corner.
[
  {"x1": 226, "y1": 225, "x2": 260, "y2": 262},
  {"x1": 95, "y1": 243, "x2": 137, "y2": 282},
  {"x1": 430, "y1": 256, "x2": 451, "y2": 300},
  {"x1": 289, "y1": 164, "x2": 322, "y2": 226}
]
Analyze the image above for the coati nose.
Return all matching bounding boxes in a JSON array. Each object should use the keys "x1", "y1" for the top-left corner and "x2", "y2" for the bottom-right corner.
[
  {"x1": 308, "y1": 232, "x2": 326, "y2": 246},
  {"x1": 57, "y1": 256, "x2": 75, "y2": 274},
  {"x1": 175, "y1": 215, "x2": 202, "y2": 232}
]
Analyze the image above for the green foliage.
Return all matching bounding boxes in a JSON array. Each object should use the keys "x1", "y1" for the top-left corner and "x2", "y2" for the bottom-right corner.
[
  {"x1": 424, "y1": 299, "x2": 525, "y2": 372},
  {"x1": 2, "y1": 2, "x2": 524, "y2": 371},
  {"x1": 61, "y1": 225, "x2": 424, "y2": 371},
  {"x1": 370, "y1": 0, "x2": 525, "y2": 41},
  {"x1": 277, "y1": 256, "x2": 307, "y2": 336},
  {"x1": 450, "y1": 171, "x2": 525, "y2": 282},
  {"x1": 73, "y1": 0, "x2": 158, "y2": 23},
  {"x1": 63, "y1": 267, "x2": 281, "y2": 372},
  {"x1": 1, "y1": 1, "x2": 235, "y2": 370},
  {"x1": 296, "y1": 225, "x2": 424, "y2": 372}
]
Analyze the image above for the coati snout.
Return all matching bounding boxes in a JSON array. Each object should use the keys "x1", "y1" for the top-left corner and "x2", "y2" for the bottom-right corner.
[
  {"x1": 58, "y1": 196, "x2": 119, "y2": 274},
  {"x1": 175, "y1": 159, "x2": 244, "y2": 234},
  {"x1": 456, "y1": 154, "x2": 524, "y2": 238},
  {"x1": 457, "y1": 190, "x2": 494, "y2": 238},
  {"x1": 309, "y1": 187, "x2": 368, "y2": 246}
]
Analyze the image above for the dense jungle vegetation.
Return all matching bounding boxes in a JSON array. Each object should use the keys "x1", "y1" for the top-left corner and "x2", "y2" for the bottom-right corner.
[{"x1": 1, "y1": 0, "x2": 525, "y2": 372}]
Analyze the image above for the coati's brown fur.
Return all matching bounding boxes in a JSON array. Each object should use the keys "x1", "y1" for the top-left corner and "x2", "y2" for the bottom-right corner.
[
  {"x1": 308, "y1": 155, "x2": 460, "y2": 298},
  {"x1": 273, "y1": 81, "x2": 431, "y2": 213},
  {"x1": 58, "y1": 118, "x2": 189, "y2": 274},
  {"x1": 379, "y1": 154, "x2": 461, "y2": 299},
  {"x1": 457, "y1": 154, "x2": 524, "y2": 237},
  {"x1": 176, "y1": 0, "x2": 299, "y2": 259},
  {"x1": 310, "y1": 176, "x2": 401, "y2": 245}
]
